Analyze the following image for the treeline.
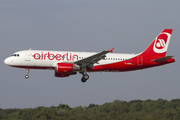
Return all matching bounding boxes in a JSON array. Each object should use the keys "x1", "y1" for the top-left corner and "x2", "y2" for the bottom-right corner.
[{"x1": 1, "y1": 99, "x2": 180, "y2": 120}]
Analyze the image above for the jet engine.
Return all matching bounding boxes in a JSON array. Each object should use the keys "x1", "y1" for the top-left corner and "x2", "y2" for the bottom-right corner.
[{"x1": 55, "y1": 63, "x2": 80, "y2": 77}]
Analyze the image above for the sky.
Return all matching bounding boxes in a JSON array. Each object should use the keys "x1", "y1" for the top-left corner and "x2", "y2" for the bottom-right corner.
[{"x1": 0, "y1": 0, "x2": 180, "y2": 109}]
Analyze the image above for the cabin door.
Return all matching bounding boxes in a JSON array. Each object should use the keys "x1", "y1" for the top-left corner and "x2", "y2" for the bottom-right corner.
[
  {"x1": 25, "y1": 52, "x2": 31, "y2": 61},
  {"x1": 137, "y1": 56, "x2": 143, "y2": 65}
]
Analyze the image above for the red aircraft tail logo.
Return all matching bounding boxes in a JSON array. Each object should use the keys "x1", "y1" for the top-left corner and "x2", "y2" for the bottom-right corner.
[
  {"x1": 153, "y1": 32, "x2": 171, "y2": 53},
  {"x1": 156, "y1": 39, "x2": 166, "y2": 48}
]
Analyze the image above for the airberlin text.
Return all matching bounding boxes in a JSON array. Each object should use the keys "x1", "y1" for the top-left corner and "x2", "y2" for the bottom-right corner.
[{"x1": 33, "y1": 52, "x2": 78, "y2": 61}]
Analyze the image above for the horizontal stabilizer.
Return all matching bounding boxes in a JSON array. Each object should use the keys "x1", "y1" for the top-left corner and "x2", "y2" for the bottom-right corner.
[{"x1": 153, "y1": 56, "x2": 174, "y2": 63}]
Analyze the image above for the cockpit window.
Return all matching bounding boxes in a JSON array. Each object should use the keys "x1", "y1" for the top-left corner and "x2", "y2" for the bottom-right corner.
[{"x1": 11, "y1": 54, "x2": 20, "y2": 57}]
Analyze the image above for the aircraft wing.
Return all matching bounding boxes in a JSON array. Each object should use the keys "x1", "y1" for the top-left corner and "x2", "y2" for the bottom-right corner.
[{"x1": 74, "y1": 48, "x2": 114, "y2": 69}]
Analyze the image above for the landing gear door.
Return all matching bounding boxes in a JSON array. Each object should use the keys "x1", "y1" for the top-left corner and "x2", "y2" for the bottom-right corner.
[
  {"x1": 137, "y1": 56, "x2": 143, "y2": 66},
  {"x1": 25, "y1": 52, "x2": 31, "y2": 61}
]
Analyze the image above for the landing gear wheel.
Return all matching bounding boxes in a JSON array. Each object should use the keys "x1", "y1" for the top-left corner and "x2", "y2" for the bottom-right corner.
[
  {"x1": 81, "y1": 77, "x2": 86, "y2": 83},
  {"x1": 80, "y1": 67, "x2": 89, "y2": 83},
  {"x1": 81, "y1": 74, "x2": 89, "y2": 83},
  {"x1": 84, "y1": 74, "x2": 89, "y2": 80},
  {"x1": 25, "y1": 68, "x2": 30, "y2": 79},
  {"x1": 25, "y1": 74, "x2": 29, "y2": 79}
]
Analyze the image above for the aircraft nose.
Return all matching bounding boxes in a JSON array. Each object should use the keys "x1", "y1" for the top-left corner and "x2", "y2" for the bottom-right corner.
[{"x1": 4, "y1": 57, "x2": 11, "y2": 65}]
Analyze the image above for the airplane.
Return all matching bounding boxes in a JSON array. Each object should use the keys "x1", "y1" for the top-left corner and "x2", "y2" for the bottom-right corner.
[{"x1": 4, "y1": 29, "x2": 175, "y2": 83}]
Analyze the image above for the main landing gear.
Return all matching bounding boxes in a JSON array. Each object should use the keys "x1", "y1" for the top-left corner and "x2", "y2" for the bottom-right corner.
[
  {"x1": 25, "y1": 68, "x2": 30, "y2": 79},
  {"x1": 81, "y1": 67, "x2": 89, "y2": 83},
  {"x1": 81, "y1": 73, "x2": 89, "y2": 83}
]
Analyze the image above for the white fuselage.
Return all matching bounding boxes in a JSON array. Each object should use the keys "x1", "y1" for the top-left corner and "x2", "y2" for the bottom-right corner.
[{"x1": 4, "y1": 50, "x2": 137, "y2": 70}]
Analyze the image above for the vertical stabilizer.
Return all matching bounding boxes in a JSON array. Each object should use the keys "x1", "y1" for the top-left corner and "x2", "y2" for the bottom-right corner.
[{"x1": 141, "y1": 29, "x2": 173, "y2": 58}]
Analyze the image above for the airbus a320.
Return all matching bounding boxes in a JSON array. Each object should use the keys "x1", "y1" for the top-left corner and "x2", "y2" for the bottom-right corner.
[{"x1": 4, "y1": 29, "x2": 175, "y2": 83}]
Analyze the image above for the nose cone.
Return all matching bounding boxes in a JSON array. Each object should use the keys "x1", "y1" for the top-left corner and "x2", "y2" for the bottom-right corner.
[{"x1": 4, "y1": 57, "x2": 11, "y2": 65}]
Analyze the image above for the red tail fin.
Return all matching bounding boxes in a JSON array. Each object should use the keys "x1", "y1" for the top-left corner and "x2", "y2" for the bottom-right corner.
[{"x1": 141, "y1": 29, "x2": 173, "y2": 58}]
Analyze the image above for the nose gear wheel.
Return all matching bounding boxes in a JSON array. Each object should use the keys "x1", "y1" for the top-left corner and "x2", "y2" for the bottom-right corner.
[{"x1": 25, "y1": 68, "x2": 30, "y2": 79}]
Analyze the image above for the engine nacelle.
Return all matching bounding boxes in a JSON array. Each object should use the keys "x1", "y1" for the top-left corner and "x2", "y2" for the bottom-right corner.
[
  {"x1": 56, "y1": 63, "x2": 80, "y2": 73},
  {"x1": 55, "y1": 72, "x2": 70, "y2": 77},
  {"x1": 55, "y1": 63, "x2": 80, "y2": 77},
  {"x1": 55, "y1": 71, "x2": 77, "y2": 77}
]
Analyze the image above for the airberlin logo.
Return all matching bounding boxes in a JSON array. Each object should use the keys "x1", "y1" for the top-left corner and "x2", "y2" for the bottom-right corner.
[
  {"x1": 33, "y1": 52, "x2": 79, "y2": 61},
  {"x1": 156, "y1": 39, "x2": 166, "y2": 48},
  {"x1": 153, "y1": 32, "x2": 171, "y2": 53}
]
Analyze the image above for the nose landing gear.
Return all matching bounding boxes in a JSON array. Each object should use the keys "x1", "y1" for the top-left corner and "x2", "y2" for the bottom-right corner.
[{"x1": 25, "y1": 68, "x2": 30, "y2": 79}]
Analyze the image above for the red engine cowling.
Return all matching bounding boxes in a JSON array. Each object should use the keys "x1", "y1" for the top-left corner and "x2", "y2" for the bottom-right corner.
[
  {"x1": 55, "y1": 63, "x2": 80, "y2": 77},
  {"x1": 57, "y1": 63, "x2": 73, "y2": 72},
  {"x1": 55, "y1": 71, "x2": 70, "y2": 77}
]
